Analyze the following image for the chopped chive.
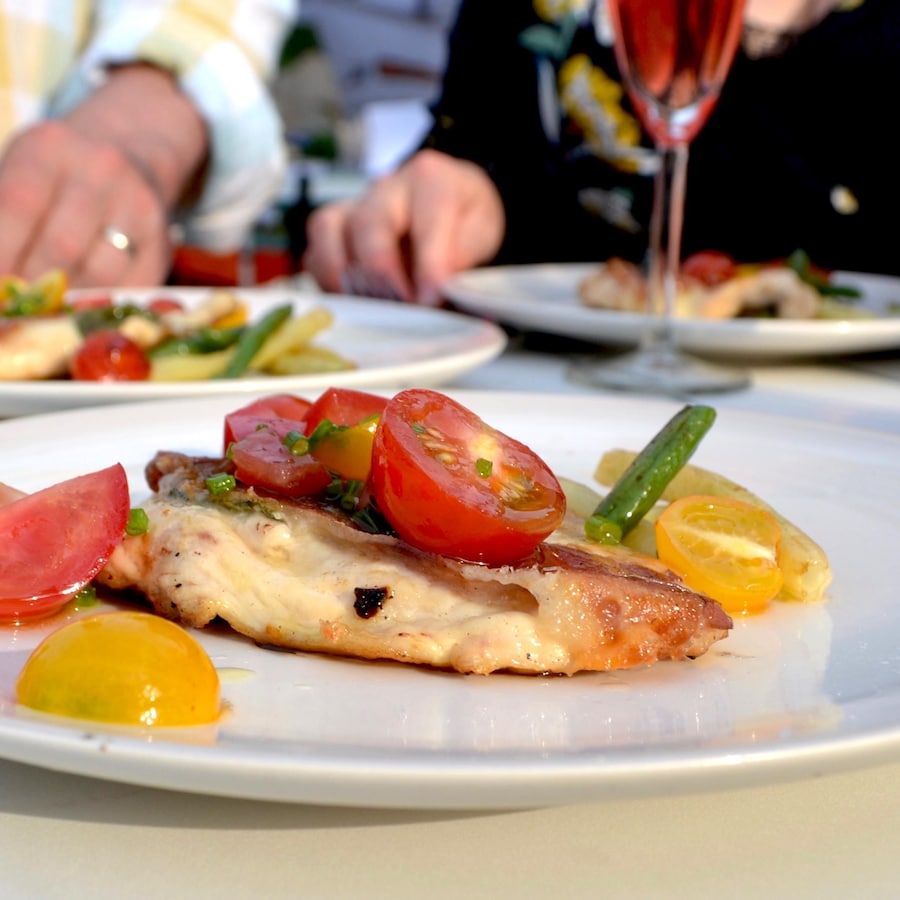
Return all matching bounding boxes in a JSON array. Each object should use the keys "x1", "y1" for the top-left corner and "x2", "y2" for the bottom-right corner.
[
  {"x1": 307, "y1": 419, "x2": 341, "y2": 449},
  {"x1": 72, "y1": 584, "x2": 99, "y2": 608},
  {"x1": 125, "y1": 508, "x2": 150, "y2": 536},
  {"x1": 283, "y1": 430, "x2": 310, "y2": 455},
  {"x1": 206, "y1": 473, "x2": 237, "y2": 496}
]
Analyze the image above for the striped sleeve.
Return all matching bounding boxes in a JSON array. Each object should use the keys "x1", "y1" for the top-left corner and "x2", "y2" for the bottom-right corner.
[{"x1": 48, "y1": 0, "x2": 297, "y2": 251}]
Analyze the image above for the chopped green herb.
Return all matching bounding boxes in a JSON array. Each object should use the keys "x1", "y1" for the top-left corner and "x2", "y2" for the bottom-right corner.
[
  {"x1": 74, "y1": 303, "x2": 147, "y2": 334},
  {"x1": 475, "y1": 458, "x2": 493, "y2": 478},
  {"x1": 72, "y1": 584, "x2": 99, "y2": 608},
  {"x1": 125, "y1": 508, "x2": 150, "y2": 536},
  {"x1": 206, "y1": 473, "x2": 237, "y2": 496},
  {"x1": 307, "y1": 418, "x2": 341, "y2": 448},
  {"x1": 283, "y1": 430, "x2": 310, "y2": 455}
]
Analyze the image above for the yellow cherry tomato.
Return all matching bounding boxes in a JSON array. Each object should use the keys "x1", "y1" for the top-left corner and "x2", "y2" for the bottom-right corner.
[
  {"x1": 655, "y1": 495, "x2": 783, "y2": 616},
  {"x1": 311, "y1": 417, "x2": 380, "y2": 482},
  {"x1": 31, "y1": 268, "x2": 68, "y2": 312},
  {"x1": 16, "y1": 611, "x2": 221, "y2": 727},
  {"x1": 211, "y1": 299, "x2": 249, "y2": 330}
]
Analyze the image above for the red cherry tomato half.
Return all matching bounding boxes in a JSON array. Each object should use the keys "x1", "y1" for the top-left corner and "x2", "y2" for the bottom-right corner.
[
  {"x1": 681, "y1": 251, "x2": 739, "y2": 286},
  {"x1": 370, "y1": 389, "x2": 566, "y2": 565},
  {"x1": 70, "y1": 330, "x2": 151, "y2": 381},
  {"x1": 0, "y1": 464, "x2": 130, "y2": 621},
  {"x1": 305, "y1": 387, "x2": 387, "y2": 432},
  {"x1": 223, "y1": 394, "x2": 313, "y2": 451},
  {"x1": 67, "y1": 293, "x2": 113, "y2": 312},
  {"x1": 145, "y1": 297, "x2": 186, "y2": 315},
  {"x1": 230, "y1": 422, "x2": 332, "y2": 498}
]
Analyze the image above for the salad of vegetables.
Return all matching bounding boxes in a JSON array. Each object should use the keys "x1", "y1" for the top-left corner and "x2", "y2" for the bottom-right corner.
[{"x1": 0, "y1": 269, "x2": 352, "y2": 382}]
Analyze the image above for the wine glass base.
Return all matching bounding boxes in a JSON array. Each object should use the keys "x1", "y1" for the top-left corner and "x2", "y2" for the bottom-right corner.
[{"x1": 568, "y1": 346, "x2": 750, "y2": 396}]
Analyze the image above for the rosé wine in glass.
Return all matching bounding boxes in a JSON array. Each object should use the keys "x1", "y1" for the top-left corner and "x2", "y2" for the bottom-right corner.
[{"x1": 572, "y1": 0, "x2": 749, "y2": 394}]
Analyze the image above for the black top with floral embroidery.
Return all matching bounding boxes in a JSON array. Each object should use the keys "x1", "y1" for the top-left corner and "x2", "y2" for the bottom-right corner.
[{"x1": 421, "y1": 0, "x2": 900, "y2": 275}]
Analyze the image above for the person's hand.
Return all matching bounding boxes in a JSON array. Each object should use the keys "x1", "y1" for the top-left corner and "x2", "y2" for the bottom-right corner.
[
  {"x1": 0, "y1": 63, "x2": 207, "y2": 288},
  {"x1": 745, "y1": 0, "x2": 840, "y2": 32},
  {"x1": 303, "y1": 149, "x2": 505, "y2": 305},
  {"x1": 0, "y1": 120, "x2": 171, "y2": 287}
]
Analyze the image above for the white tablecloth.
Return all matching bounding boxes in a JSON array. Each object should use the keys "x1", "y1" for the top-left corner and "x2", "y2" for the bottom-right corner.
[{"x1": 2, "y1": 344, "x2": 900, "y2": 899}]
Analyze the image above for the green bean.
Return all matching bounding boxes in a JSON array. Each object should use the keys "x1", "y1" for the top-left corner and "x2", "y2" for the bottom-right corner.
[
  {"x1": 217, "y1": 304, "x2": 292, "y2": 378},
  {"x1": 585, "y1": 404, "x2": 716, "y2": 544},
  {"x1": 148, "y1": 327, "x2": 244, "y2": 358}
]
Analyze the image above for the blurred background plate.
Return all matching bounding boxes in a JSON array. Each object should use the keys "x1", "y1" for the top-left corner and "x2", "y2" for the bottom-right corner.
[
  {"x1": 0, "y1": 289, "x2": 506, "y2": 417},
  {"x1": 444, "y1": 264, "x2": 900, "y2": 359}
]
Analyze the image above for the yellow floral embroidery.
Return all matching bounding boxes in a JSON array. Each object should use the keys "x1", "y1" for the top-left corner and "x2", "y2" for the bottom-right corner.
[
  {"x1": 559, "y1": 54, "x2": 654, "y2": 174},
  {"x1": 534, "y1": 0, "x2": 592, "y2": 23}
]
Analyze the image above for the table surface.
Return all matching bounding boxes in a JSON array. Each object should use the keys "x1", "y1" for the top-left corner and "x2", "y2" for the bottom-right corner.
[{"x1": 2, "y1": 337, "x2": 900, "y2": 899}]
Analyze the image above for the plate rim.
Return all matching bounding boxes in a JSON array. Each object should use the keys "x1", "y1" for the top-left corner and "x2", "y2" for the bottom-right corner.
[{"x1": 443, "y1": 263, "x2": 900, "y2": 357}]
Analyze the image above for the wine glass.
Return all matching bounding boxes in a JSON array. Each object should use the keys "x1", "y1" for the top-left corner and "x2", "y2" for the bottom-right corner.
[{"x1": 571, "y1": 0, "x2": 750, "y2": 394}]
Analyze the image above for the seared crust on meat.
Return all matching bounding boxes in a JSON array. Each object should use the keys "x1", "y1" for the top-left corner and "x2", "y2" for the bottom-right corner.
[{"x1": 100, "y1": 452, "x2": 731, "y2": 675}]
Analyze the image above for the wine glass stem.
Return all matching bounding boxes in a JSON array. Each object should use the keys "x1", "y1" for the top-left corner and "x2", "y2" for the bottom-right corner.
[{"x1": 643, "y1": 142, "x2": 690, "y2": 357}]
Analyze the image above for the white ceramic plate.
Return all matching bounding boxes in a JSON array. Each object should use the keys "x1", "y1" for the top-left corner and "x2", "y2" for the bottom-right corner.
[
  {"x1": 0, "y1": 289, "x2": 506, "y2": 417},
  {"x1": 0, "y1": 392, "x2": 898, "y2": 810},
  {"x1": 444, "y1": 264, "x2": 900, "y2": 358}
]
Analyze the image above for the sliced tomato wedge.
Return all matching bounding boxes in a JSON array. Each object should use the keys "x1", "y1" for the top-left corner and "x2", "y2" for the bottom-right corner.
[
  {"x1": 223, "y1": 394, "x2": 313, "y2": 450},
  {"x1": 145, "y1": 297, "x2": 186, "y2": 315},
  {"x1": 681, "y1": 251, "x2": 739, "y2": 286},
  {"x1": 69, "y1": 330, "x2": 151, "y2": 381},
  {"x1": 305, "y1": 387, "x2": 387, "y2": 432},
  {"x1": 230, "y1": 421, "x2": 332, "y2": 498},
  {"x1": 0, "y1": 464, "x2": 130, "y2": 621},
  {"x1": 370, "y1": 389, "x2": 566, "y2": 565},
  {"x1": 66, "y1": 293, "x2": 114, "y2": 312}
]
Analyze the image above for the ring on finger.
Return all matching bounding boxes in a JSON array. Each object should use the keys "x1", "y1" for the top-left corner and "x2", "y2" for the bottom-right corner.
[{"x1": 103, "y1": 226, "x2": 137, "y2": 259}]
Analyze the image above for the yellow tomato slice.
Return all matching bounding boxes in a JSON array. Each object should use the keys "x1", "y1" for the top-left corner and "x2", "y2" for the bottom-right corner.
[
  {"x1": 655, "y1": 495, "x2": 783, "y2": 615},
  {"x1": 16, "y1": 611, "x2": 221, "y2": 727},
  {"x1": 211, "y1": 299, "x2": 249, "y2": 330},
  {"x1": 311, "y1": 417, "x2": 379, "y2": 482},
  {"x1": 32, "y1": 268, "x2": 68, "y2": 312}
]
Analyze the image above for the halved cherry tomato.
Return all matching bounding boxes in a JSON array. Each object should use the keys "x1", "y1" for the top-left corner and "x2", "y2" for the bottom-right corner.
[
  {"x1": 0, "y1": 464, "x2": 130, "y2": 621},
  {"x1": 298, "y1": 388, "x2": 388, "y2": 483},
  {"x1": 305, "y1": 387, "x2": 387, "y2": 432},
  {"x1": 223, "y1": 394, "x2": 313, "y2": 450},
  {"x1": 681, "y1": 251, "x2": 739, "y2": 286},
  {"x1": 69, "y1": 330, "x2": 151, "y2": 381},
  {"x1": 16, "y1": 611, "x2": 221, "y2": 726},
  {"x1": 370, "y1": 389, "x2": 566, "y2": 565},
  {"x1": 230, "y1": 421, "x2": 331, "y2": 497},
  {"x1": 66, "y1": 293, "x2": 113, "y2": 312},
  {"x1": 66, "y1": 293, "x2": 114, "y2": 312},
  {"x1": 145, "y1": 297, "x2": 185, "y2": 315},
  {"x1": 655, "y1": 494, "x2": 783, "y2": 616}
]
